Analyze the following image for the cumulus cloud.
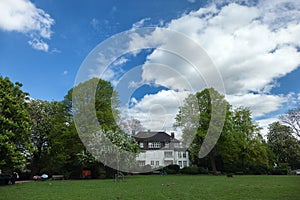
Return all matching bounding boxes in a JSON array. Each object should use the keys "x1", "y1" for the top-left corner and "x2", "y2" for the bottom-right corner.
[
  {"x1": 226, "y1": 93, "x2": 287, "y2": 117},
  {"x1": 123, "y1": 90, "x2": 190, "y2": 132},
  {"x1": 122, "y1": 0, "x2": 300, "y2": 132},
  {"x1": 0, "y1": 0, "x2": 54, "y2": 51}
]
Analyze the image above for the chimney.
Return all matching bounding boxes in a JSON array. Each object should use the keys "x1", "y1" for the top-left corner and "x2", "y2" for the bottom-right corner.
[
  {"x1": 171, "y1": 132, "x2": 175, "y2": 139},
  {"x1": 132, "y1": 130, "x2": 136, "y2": 136}
]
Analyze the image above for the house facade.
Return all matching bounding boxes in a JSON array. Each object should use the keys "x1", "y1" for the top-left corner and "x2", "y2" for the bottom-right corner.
[{"x1": 133, "y1": 131, "x2": 189, "y2": 169}]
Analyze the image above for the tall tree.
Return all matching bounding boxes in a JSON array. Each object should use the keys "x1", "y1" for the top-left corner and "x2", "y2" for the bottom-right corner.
[
  {"x1": 230, "y1": 107, "x2": 269, "y2": 172},
  {"x1": 0, "y1": 76, "x2": 32, "y2": 172},
  {"x1": 267, "y1": 122, "x2": 300, "y2": 169},
  {"x1": 175, "y1": 88, "x2": 230, "y2": 173},
  {"x1": 175, "y1": 89, "x2": 270, "y2": 174},
  {"x1": 27, "y1": 100, "x2": 58, "y2": 175},
  {"x1": 280, "y1": 107, "x2": 300, "y2": 139},
  {"x1": 66, "y1": 78, "x2": 138, "y2": 173}
]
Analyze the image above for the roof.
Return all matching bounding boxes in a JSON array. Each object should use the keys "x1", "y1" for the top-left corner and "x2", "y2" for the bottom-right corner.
[{"x1": 133, "y1": 131, "x2": 180, "y2": 143}]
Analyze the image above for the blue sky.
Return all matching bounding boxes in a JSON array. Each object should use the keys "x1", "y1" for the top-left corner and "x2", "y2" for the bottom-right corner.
[{"x1": 1, "y1": 0, "x2": 300, "y2": 135}]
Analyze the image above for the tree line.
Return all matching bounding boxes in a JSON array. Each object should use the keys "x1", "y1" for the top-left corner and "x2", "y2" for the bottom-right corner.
[
  {"x1": 0, "y1": 76, "x2": 138, "y2": 179},
  {"x1": 1, "y1": 76, "x2": 299, "y2": 178}
]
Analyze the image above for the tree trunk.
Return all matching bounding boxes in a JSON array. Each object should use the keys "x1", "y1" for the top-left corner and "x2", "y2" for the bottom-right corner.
[{"x1": 209, "y1": 149, "x2": 217, "y2": 174}]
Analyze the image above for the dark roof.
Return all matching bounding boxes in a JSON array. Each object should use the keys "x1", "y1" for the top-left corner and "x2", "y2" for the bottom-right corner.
[{"x1": 133, "y1": 131, "x2": 180, "y2": 143}]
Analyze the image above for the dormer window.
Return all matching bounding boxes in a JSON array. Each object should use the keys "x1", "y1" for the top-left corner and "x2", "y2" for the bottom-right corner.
[{"x1": 148, "y1": 142, "x2": 161, "y2": 148}]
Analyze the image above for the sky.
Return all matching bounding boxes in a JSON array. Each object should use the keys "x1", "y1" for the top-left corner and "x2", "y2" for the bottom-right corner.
[{"x1": 1, "y1": 0, "x2": 300, "y2": 137}]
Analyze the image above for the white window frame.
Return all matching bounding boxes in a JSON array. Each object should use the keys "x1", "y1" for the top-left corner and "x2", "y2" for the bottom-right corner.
[{"x1": 140, "y1": 142, "x2": 144, "y2": 148}]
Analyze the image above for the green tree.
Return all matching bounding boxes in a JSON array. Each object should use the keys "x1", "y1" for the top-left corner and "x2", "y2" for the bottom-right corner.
[
  {"x1": 66, "y1": 78, "x2": 138, "y2": 174},
  {"x1": 267, "y1": 122, "x2": 300, "y2": 169},
  {"x1": 0, "y1": 76, "x2": 32, "y2": 172},
  {"x1": 27, "y1": 100, "x2": 58, "y2": 175},
  {"x1": 175, "y1": 88, "x2": 230, "y2": 173},
  {"x1": 175, "y1": 89, "x2": 269, "y2": 174},
  {"x1": 230, "y1": 107, "x2": 269, "y2": 173},
  {"x1": 27, "y1": 99, "x2": 83, "y2": 177}
]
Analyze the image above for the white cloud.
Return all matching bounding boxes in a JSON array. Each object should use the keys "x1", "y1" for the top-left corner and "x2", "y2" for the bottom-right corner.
[
  {"x1": 132, "y1": 18, "x2": 151, "y2": 30},
  {"x1": 226, "y1": 93, "x2": 287, "y2": 117},
  {"x1": 0, "y1": 0, "x2": 54, "y2": 51},
  {"x1": 256, "y1": 117, "x2": 279, "y2": 137},
  {"x1": 122, "y1": 0, "x2": 300, "y2": 131},
  {"x1": 123, "y1": 90, "x2": 190, "y2": 133},
  {"x1": 113, "y1": 57, "x2": 128, "y2": 66},
  {"x1": 28, "y1": 39, "x2": 49, "y2": 52}
]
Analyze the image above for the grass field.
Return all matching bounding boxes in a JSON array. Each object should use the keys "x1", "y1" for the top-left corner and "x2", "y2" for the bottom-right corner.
[{"x1": 0, "y1": 175, "x2": 299, "y2": 200}]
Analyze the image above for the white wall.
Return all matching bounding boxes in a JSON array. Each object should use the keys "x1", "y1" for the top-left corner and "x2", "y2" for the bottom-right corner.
[{"x1": 136, "y1": 150, "x2": 189, "y2": 169}]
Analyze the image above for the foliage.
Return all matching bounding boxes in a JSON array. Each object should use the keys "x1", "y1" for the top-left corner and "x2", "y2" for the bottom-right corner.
[
  {"x1": 175, "y1": 88, "x2": 270, "y2": 174},
  {"x1": 0, "y1": 76, "x2": 32, "y2": 172},
  {"x1": 27, "y1": 99, "x2": 84, "y2": 177},
  {"x1": 180, "y1": 166, "x2": 201, "y2": 174},
  {"x1": 65, "y1": 78, "x2": 139, "y2": 173},
  {"x1": 27, "y1": 100, "x2": 59, "y2": 175},
  {"x1": 267, "y1": 122, "x2": 300, "y2": 169},
  {"x1": 175, "y1": 88, "x2": 230, "y2": 172},
  {"x1": 162, "y1": 164, "x2": 180, "y2": 174}
]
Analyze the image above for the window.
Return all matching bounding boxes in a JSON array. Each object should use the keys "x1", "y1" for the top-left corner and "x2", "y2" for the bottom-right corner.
[
  {"x1": 178, "y1": 161, "x2": 182, "y2": 167},
  {"x1": 183, "y1": 161, "x2": 187, "y2": 167},
  {"x1": 178, "y1": 152, "x2": 182, "y2": 158},
  {"x1": 151, "y1": 161, "x2": 154, "y2": 166},
  {"x1": 164, "y1": 151, "x2": 173, "y2": 158},
  {"x1": 139, "y1": 142, "x2": 144, "y2": 148},
  {"x1": 183, "y1": 152, "x2": 187, "y2": 158},
  {"x1": 156, "y1": 161, "x2": 159, "y2": 166},
  {"x1": 165, "y1": 143, "x2": 169, "y2": 148},
  {"x1": 148, "y1": 142, "x2": 161, "y2": 148},
  {"x1": 138, "y1": 161, "x2": 145, "y2": 166}
]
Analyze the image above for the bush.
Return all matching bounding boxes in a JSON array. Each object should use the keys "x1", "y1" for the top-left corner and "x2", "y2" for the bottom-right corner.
[
  {"x1": 163, "y1": 164, "x2": 180, "y2": 174},
  {"x1": 180, "y1": 166, "x2": 199, "y2": 174},
  {"x1": 269, "y1": 163, "x2": 289, "y2": 175},
  {"x1": 270, "y1": 169, "x2": 288, "y2": 175}
]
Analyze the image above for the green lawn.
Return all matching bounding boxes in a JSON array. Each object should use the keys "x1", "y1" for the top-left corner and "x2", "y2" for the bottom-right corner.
[{"x1": 0, "y1": 175, "x2": 299, "y2": 200}]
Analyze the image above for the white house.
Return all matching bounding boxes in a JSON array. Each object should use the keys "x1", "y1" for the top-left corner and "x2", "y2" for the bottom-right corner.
[{"x1": 133, "y1": 131, "x2": 189, "y2": 169}]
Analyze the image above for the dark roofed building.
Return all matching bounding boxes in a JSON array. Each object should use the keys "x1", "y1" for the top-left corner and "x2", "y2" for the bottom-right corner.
[{"x1": 133, "y1": 131, "x2": 189, "y2": 169}]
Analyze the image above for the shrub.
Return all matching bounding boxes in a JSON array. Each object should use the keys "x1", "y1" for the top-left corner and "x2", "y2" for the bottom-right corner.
[
  {"x1": 180, "y1": 166, "x2": 199, "y2": 174},
  {"x1": 163, "y1": 164, "x2": 180, "y2": 174}
]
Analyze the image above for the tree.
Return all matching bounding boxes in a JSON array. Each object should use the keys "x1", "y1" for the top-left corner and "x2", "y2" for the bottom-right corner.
[
  {"x1": 0, "y1": 76, "x2": 32, "y2": 172},
  {"x1": 66, "y1": 78, "x2": 139, "y2": 174},
  {"x1": 230, "y1": 107, "x2": 269, "y2": 173},
  {"x1": 280, "y1": 107, "x2": 300, "y2": 139},
  {"x1": 175, "y1": 88, "x2": 270, "y2": 174},
  {"x1": 267, "y1": 122, "x2": 300, "y2": 169},
  {"x1": 119, "y1": 118, "x2": 145, "y2": 135},
  {"x1": 27, "y1": 100, "x2": 58, "y2": 175},
  {"x1": 175, "y1": 88, "x2": 229, "y2": 173}
]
